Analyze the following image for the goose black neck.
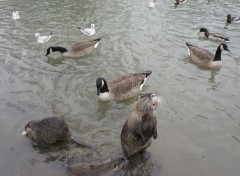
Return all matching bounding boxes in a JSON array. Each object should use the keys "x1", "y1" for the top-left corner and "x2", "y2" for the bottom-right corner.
[
  {"x1": 214, "y1": 46, "x2": 222, "y2": 61},
  {"x1": 52, "y1": 47, "x2": 67, "y2": 53}
]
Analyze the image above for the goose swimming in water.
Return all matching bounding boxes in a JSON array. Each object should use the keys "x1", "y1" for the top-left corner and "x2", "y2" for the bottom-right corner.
[
  {"x1": 186, "y1": 42, "x2": 230, "y2": 70},
  {"x1": 78, "y1": 24, "x2": 95, "y2": 36},
  {"x1": 149, "y1": 0, "x2": 156, "y2": 8},
  {"x1": 96, "y1": 71, "x2": 152, "y2": 101},
  {"x1": 12, "y1": 9, "x2": 20, "y2": 20},
  {"x1": 226, "y1": 14, "x2": 240, "y2": 24},
  {"x1": 175, "y1": 0, "x2": 187, "y2": 5},
  {"x1": 45, "y1": 38, "x2": 101, "y2": 58},
  {"x1": 35, "y1": 32, "x2": 53, "y2": 43},
  {"x1": 198, "y1": 28, "x2": 230, "y2": 43}
]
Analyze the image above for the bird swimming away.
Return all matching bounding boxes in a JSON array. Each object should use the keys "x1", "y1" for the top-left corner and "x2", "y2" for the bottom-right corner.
[
  {"x1": 149, "y1": 0, "x2": 156, "y2": 8},
  {"x1": 226, "y1": 14, "x2": 240, "y2": 24},
  {"x1": 186, "y1": 42, "x2": 230, "y2": 70},
  {"x1": 96, "y1": 71, "x2": 152, "y2": 101},
  {"x1": 12, "y1": 8, "x2": 20, "y2": 20},
  {"x1": 35, "y1": 32, "x2": 53, "y2": 43},
  {"x1": 78, "y1": 24, "x2": 95, "y2": 36},
  {"x1": 198, "y1": 28, "x2": 230, "y2": 43},
  {"x1": 45, "y1": 38, "x2": 101, "y2": 58}
]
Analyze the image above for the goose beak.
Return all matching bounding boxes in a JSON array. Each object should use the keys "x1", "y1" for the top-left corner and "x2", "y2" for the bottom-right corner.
[{"x1": 226, "y1": 48, "x2": 231, "y2": 52}]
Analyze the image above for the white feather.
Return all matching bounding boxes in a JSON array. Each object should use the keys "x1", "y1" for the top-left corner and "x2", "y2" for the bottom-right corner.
[
  {"x1": 98, "y1": 92, "x2": 113, "y2": 101},
  {"x1": 187, "y1": 48, "x2": 190, "y2": 56},
  {"x1": 12, "y1": 10, "x2": 20, "y2": 20},
  {"x1": 149, "y1": 0, "x2": 156, "y2": 8},
  {"x1": 140, "y1": 77, "x2": 147, "y2": 90},
  {"x1": 94, "y1": 41, "x2": 100, "y2": 49}
]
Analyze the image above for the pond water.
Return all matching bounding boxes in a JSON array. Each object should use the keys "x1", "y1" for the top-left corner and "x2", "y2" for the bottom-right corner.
[{"x1": 0, "y1": 0, "x2": 240, "y2": 176}]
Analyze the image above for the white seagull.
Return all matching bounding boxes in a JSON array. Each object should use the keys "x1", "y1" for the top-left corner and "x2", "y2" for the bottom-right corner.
[
  {"x1": 149, "y1": 0, "x2": 156, "y2": 8},
  {"x1": 12, "y1": 9, "x2": 20, "y2": 20},
  {"x1": 35, "y1": 32, "x2": 53, "y2": 43},
  {"x1": 78, "y1": 24, "x2": 95, "y2": 36}
]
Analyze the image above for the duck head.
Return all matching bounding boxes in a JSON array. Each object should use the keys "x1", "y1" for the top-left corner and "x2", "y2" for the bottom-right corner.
[
  {"x1": 91, "y1": 24, "x2": 95, "y2": 29},
  {"x1": 227, "y1": 14, "x2": 231, "y2": 19},
  {"x1": 227, "y1": 14, "x2": 231, "y2": 23},
  {"x1": 199, "y1": 28, "x2": 208, "y2": 33},
  {"x1": 198, "y1": 28, "x2": 209, "y2": 36}
]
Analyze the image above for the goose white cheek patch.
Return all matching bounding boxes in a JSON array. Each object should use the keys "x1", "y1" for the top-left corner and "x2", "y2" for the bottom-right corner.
[
  {"x1": 220, "y1": 45, "x2": 223, "y2": 50},
  {"x1": 102, "y1": 80, "x2": 104, "y2": 88}
]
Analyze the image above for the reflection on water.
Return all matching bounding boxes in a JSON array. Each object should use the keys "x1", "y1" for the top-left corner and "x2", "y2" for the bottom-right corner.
[{"x1": 0, "y1": 0, "x2": 240, "y2": 176}]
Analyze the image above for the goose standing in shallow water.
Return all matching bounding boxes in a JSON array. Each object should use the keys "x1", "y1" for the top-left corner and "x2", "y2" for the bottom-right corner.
[
  {"x1": 175, "y1": 0, "x2": 187, "y2": 5},
  {"x1": 78, "y1": 24, "x2": 95, "y2": 36},
  {"x1": 35, "y1": 32, "x2": 53, "y2": 43},
  {"x1": 198, "y1": 28, "x2": 230, "y2": 42},
  {"x1": 226, "y1": 14, "x2": 240, "y2": 24},
  {"x1": 45, "y1": 38, "x2": 101, "y2": 58},
  {"x1": 12, "y1": 9, "x2": 20, "y2": 20},
  {"x1": 186, "y1": 42, "x2": 230, "y2": 70},
  {"x1": 96, "y1": 71, "x2": 152, "y2": 101}
]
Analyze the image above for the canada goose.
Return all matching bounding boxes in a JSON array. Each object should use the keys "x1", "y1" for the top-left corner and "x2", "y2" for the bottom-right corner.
[
  {"x1": 96, "y1": 71, "x2": 152, "y2": 101},
  {"x1": 45, "y1": 38, "x2": 101, "y2": 58},
  {"x1": 198, "y1": 28, "x2": 230, "y2": 42},
  {"x1": 186, "y1": 42, "x2": 230, "y2": 69},
  {"x1": 35, "y1": 32, "x2": 53, "y2": 43},
  {"x1": 227, "y1": 14, "x2": 240, "y2": 24},
  {"x1": 149, "y1": 0, "x2": 156, "y2": 8},
  {"x1": 12, "y1": 8, "x2": 20, "y2": 20},
  {"x1": 175, "y1": 0, "x2": 187, "y2": 5},
  {"x1": 78, "y1": 24, "x2": 95, "y2": 36}
]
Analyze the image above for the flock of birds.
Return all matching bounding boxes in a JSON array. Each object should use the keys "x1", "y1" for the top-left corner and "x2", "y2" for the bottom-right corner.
[
  {"x1": 148, "y1": 0, "x2": 240, "y2": 70},
  {"x1": 12, "y1": 1, "x2": 240, "y2": 71},
  {"x1": 8, "y1": 1, "x2": 240, "y2": 175}
]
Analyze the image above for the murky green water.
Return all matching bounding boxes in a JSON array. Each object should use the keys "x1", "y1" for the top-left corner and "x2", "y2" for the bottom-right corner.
[{"x1": 0, "y1": 0, "x2": 240, "y2": 175}]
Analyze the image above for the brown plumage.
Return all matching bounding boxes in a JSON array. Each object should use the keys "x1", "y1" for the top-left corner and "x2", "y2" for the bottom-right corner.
[
  {"x1": 96, "y1": 71, "x2": 152, "y2": 101},
  {"x1": 45, "y1": 38, "x2": 101, "y2": 58},
  {"x1": 186, "y1": 42, "x2": 230, "y2": 69}
]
